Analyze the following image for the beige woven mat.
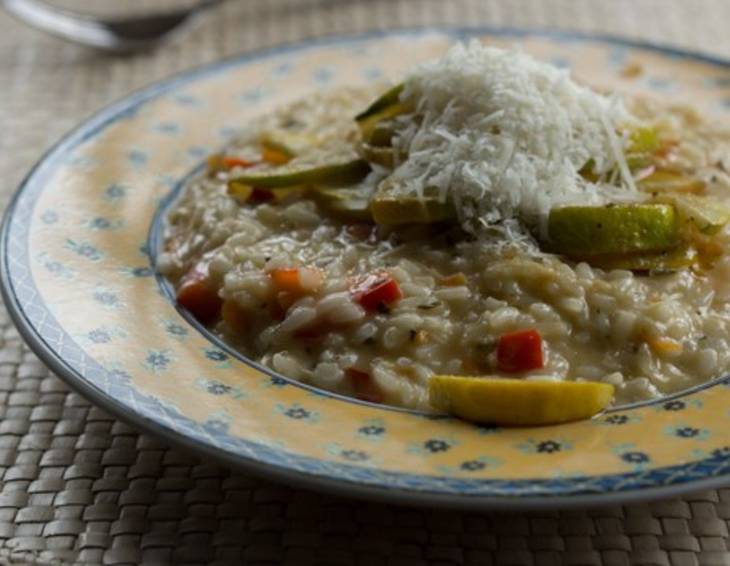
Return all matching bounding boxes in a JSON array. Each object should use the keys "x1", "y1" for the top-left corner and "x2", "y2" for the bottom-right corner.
[{"x1": 3, "y1": 0, "x2": 730, "y2": 564}]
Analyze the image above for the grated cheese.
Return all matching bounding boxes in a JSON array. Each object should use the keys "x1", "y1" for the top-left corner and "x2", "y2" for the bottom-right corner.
[{"x1": 388, "y1": 41, "x2": 640, "y2": 244}]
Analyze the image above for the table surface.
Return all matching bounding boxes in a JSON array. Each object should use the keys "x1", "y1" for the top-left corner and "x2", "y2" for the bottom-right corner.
[{"x1": 3, "y1": 1, "x2": 730, "y2": 564}]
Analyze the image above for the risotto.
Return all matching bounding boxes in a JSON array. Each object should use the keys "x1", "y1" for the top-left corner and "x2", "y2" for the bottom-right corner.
[{"x1": 158, "y1": 42, "x2": 730, "y2": 418}]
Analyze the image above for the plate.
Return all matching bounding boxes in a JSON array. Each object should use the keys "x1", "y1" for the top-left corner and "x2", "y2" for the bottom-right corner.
[{"x1": 4, "y1": 28, "x2": 730, "y2": 509}]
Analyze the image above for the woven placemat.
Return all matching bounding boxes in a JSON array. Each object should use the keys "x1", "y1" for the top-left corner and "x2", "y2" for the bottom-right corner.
[{"x1": 3, "y1": 1, "x2": 730, "y2": 564}]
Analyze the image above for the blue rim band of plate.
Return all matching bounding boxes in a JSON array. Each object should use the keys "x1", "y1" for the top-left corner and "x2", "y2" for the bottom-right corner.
[{"x1": 3, "y1": 26, "x2": 730, "y2": 509}]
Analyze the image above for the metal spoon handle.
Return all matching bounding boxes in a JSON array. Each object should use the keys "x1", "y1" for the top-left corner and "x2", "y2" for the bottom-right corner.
[{"x1": 0, "y1": 0, "x2": 223, "y2": 52}]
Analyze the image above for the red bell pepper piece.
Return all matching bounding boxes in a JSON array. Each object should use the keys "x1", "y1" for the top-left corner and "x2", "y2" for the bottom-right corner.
[
  {"x1": 176, "y1": 262, "x2": 222, "y2": 324},
  {"x1": 346, "y1": 367, "x2": 383, "y2": 403},
  {"x1": 346, "y1": 223, "x2": 376, "y2": 241},
  {"x1": 221, "y1": 156, "x2": 255, "y2": 169},
  {"x1": 351, "y1": 273, "x2": 402, "y2": 313},
  {"x1": 248, "y1": 187, "x2": 275, "y2": 203},
  {"x1": 496, "y1": 329, "x2": 544, "y2": 373}
]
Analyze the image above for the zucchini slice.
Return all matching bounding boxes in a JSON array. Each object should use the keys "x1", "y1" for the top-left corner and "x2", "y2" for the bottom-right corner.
[
  {"x1": 547, "y1": 204, "x2": 681, "y2": 256},
  {"x1": 639, "y1": 170, "x2": 706, "y2": 194},
  {"x1": 259, "y1": 130, "x2": 316, "y2": 158},
  {"x1": 625, "y1": 126, "x2": 663, "y2": 170},
  {"x1": 574, "y1": 245, "x2": 697, "y2": 272},
  {"x1": 360, "y1": 144, "x2": 397, "y2": 168},
  {"x1": 312, "y1": 186, "x2": 372, "y2": 221},
  {"x1": 358, "y1": 102, "x2": 411, "y2": 144},
  {"x1": 355, "y1": 83, "x2": 405, "y2": 122},
  {"x1": 370, "y1": 180, "x2": 456, "y2": 225},
  {"x1": 231, "y1": 148, "x2": 370, "y2": 188},
  {"x1": 657, "y1": 194, "x2": 730, "y2": 235}
]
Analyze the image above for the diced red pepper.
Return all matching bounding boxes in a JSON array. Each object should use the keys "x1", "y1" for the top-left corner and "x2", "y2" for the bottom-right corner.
[
  {"x1": 346, "y1": 223, "x2": 376, "y2": 241},
  {"x1": 346, "y1": 367, "x2": 383, "y2": 403},
  {"x1": 221, "y1": 156, "x2": 255, "y2": 169},
  {"x1": 248, "y1": 187, "x2": 275, "y2": 203},
  {"x1": 351, "y1": 273, "x2": 402, "y2": 313},
  {"x1": 176, "y1": 262, "x2": 222, "y2": 324},
  {"x1": 208, "y1": 154, "x2": 257, "y2": 173},
  {"x1": 496, "y1": 329, "x2": 544, "y2": 373}
]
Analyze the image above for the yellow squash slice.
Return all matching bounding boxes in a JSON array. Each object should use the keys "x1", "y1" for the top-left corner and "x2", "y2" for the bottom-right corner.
[{"x1": 429, "y1": 375, "x2": 614, "y2": 426}]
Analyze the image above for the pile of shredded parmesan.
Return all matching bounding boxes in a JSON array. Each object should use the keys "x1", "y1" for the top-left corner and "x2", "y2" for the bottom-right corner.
[{"x1": 388, "y1": 41, "x2": 640, "y2": 244}]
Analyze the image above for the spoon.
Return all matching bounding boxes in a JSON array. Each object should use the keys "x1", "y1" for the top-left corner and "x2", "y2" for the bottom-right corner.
[{"x1": 1, "y1": 0, "x2": 223, "y2": 53}]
